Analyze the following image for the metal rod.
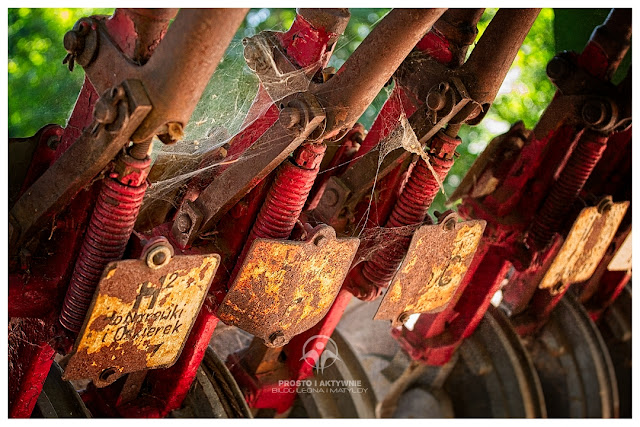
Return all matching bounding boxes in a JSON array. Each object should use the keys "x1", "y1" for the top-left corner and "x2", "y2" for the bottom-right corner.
[
  {"x1": 132, "y1": 8, "x2": 248, "y2": 141},
  {"x1": 316, "y1": 8, "x2": 447, "y2": 138},
  {"x1": 463, "y1": 8, "x2": 540, "y2": 106}
]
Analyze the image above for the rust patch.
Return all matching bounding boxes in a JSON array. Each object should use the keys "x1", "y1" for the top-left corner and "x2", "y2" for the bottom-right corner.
[
  {"x1": 63, "y1": 253, "x2": 220, "y2": 387},
  {"x1": 608, "y1": 229, "x2": 631, "y2": 272},
  {"x1": 375, "y1": 218, "x2": 486, "y2": 327},
  {"x1": 217, "y1": 225, "x2": 359, "y2": 347},
  {"x1": 539, "y1": 201, "x2": 628, "y2": 293}
]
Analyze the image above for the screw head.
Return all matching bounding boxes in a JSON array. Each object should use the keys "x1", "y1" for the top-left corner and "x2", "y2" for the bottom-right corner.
[
  {"x1": 444, "y1": 217, "x2": 457, "y2": 231},
  {"x1": 322, "y1": 188, "x2": 340, "y2": 207},
  {"x1": 63, "y1": 30, "x2": 85, "y2": 54},
  {"x1": 99, "y1": 367, "x2": 117, "y2": 382},
  {"x1": 47, "y1": 135, "x2": 61, "y2": 150},
  {"x1": 153, "y1": 251, "x2": 166, "y2": 265},
  {"x1": 397, "y1": 311, "x2": 411, "y2": 324},
  {"x1": 597, "y1": 197, "x2": 613, "y2": 214},
  {"x1": 313, "y1": 234, "x2": 327, "y2": 247},
  {"x1": 93, "y1": 96, "x2": 118, "y2": 125}
]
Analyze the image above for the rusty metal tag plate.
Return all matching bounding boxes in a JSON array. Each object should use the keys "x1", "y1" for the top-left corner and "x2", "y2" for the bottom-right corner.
[
  {"x1": 64, "y1": 254, "x2": 220, "y2": 387},
  {"x1": 608, "y1": 230, "x2": 631, "y2": 272},
  {"x1": 218, "y1": 225, "x2": 359, "y2": 347},
  {"x1": 375, "y1": 218, "x2": 486, "y2": 327},
  {"x1": 539, "y1": 201, "x2": 628, "y2": 292}
]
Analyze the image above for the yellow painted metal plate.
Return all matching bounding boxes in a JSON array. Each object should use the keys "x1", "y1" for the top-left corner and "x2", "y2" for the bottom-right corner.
[
  {"x1": 63, "y1": 254, "x2": 220, "y2": 386},
  {"x1": 539, "y1": 201, "x2": 628, "y2": 292},
  {"x1": 375, "y1": 218, "x2": 486, "y2": 326},
  {"x1": 608, "y1": 230, "x2": 632, "y2": 272},
  {"x1": 218, "y1": 225, "x2": 359, "y2": 347}
]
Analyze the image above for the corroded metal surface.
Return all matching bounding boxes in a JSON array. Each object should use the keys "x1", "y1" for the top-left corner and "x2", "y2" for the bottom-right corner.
[
  {"x1": 63, "y1": 253, "x2": 220, "y2": 387},
  {"x1": 218, "y1": 225, "x2": 359, "y2": 347},
  {"x1": 538, "y1": 201, "x2": 628, "y2": 293},
  {"x1": 608, "y1": 229, "x2": 631, "y2": 271},
  {"x1": 375, "y1": 217, "x2": 486, "y2": 326}
]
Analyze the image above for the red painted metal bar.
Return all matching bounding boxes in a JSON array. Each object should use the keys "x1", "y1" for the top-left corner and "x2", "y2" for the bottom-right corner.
[{"x1": 9, "y1": 317, "x2": 57, "y2": 419}]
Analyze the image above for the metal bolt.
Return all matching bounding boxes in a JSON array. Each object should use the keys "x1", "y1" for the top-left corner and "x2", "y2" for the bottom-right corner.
[
  {"x1": 352, "y1": 131, "x2": 364, "y2": 145},
  {"x1": 176, "y1": 214, "x2": 193, "y2": 233},
  {"x1": 443, "y1": 217, "x2": 457, "y2": 231},
  {"x1": 153, "y1": 252, "x2": 166, "y2": 265},
  {"x1": 313, "y1": 234, "x2": 327, "y2": 247},
  {"x1": 63, "y1": 30, "x2": 85, "y2": 55},
  {"x1": 323, "y1": 188, "x2": 340, "y2": 207},
  {"x1": 47, "y1": 135, "x2": 61, "y2": 150},
  {"x1": 426, "y1": 89, "x2": 447, "y2": 112},
  {"x1": 397, "y1": 311, "x2": 411, "y2": 325},
  {"x1": 546, "y1": 56, "x2": 569, "y2": 81},
  {"x1": 93, "y1": 98, "x2": 118, "y2": 125},
  {"x1": 99, "y1": 367, "x2": 117, "y2": 382},
  {"x1": 280, "y1": 107, "x2": 301, "y2": 129},
  {"x1": 597, "y1": 197, "x2": 613, "y2": 214},
  {"x1": 268, "y1": 331, "x2": 286, "y2": 347}
]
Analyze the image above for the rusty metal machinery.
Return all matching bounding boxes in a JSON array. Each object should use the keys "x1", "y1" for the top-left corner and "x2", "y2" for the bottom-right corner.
[{"x1": 8, "y1": 7, "x2": 631, "y2": 419}]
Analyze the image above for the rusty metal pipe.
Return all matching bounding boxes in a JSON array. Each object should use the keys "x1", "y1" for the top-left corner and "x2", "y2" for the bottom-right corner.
[
  {"x1": 316, "y1": 8, "x2": 447, "y2": 138},
  {"x1": 131, "y1": 8, "x2": 248, "y2": 141},
  {"x1": 120, "y1": 9, "x2": 179, "y2": 63},
  {"x1": 462, "y1": 8, "x2": 540, "y2": 106}
]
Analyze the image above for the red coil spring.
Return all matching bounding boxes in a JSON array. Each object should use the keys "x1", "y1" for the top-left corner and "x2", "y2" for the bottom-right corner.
[
  {"x1": 60, "y1": 175, "x2": 148, "y2": 332},
  {"x1": 526, "y1": 130, "x2": 608, "y2": 251},
  {"x1": 248, "y1": 143, "x2": 326, "y2": 243},
  {"x1": 360, "y1": 154, "x2": 453, "y2": 290}
]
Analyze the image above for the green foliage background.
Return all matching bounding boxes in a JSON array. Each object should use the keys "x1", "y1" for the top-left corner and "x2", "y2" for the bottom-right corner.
[{"x1": 8, "y1": 8, "x2": 624, "y2": 212}]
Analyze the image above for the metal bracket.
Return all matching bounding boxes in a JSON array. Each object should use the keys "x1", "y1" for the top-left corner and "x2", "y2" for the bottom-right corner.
[
  {"x1": 217, "y1": 225, "x2": 359, "y2": 347},
  {"x1": 171, "y1": 92, "x2": 326, "y2": 248},
  {"x1": 375, "y1": 213, "x2": 486, "y2": 327},
  {"x1": 62, "y1": 10, "x2": 248, "y2": 143}
]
